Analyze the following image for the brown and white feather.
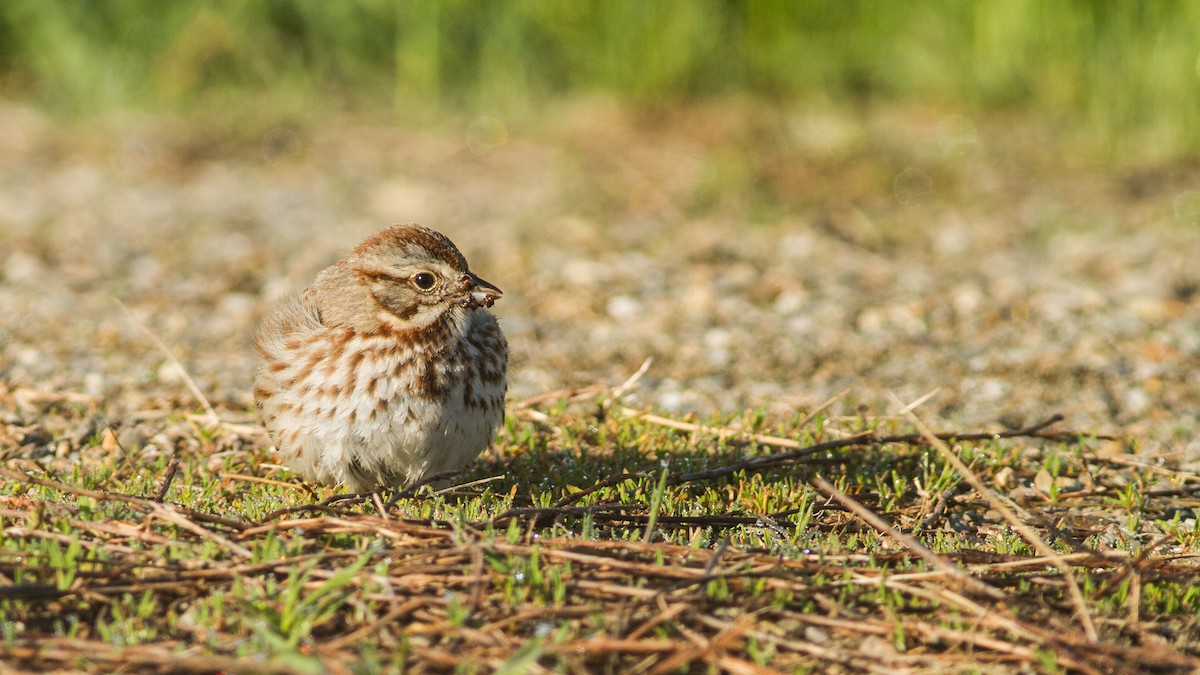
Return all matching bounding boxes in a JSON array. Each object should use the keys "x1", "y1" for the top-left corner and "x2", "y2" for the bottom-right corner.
[{"x1": 254, "y1": 224, "x2": 508, "y2": 492}]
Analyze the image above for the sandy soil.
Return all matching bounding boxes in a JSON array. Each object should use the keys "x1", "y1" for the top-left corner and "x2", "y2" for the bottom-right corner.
[{"x1": 2, "y1": 100, "x2": 1198, "y2": 463}]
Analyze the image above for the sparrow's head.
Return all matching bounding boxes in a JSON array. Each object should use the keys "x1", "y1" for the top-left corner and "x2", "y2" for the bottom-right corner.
[
  {"x1": 345, "y1": 224, "x2": 501, "y2": 329},
  {"x1": 305, "y1": 224, "x2": 502, "y2": 333}
]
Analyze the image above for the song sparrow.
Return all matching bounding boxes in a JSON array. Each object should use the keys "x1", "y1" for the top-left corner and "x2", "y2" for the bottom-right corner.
[{"x1": 254, "y1": 224, "x2": 508, "y2": 492}]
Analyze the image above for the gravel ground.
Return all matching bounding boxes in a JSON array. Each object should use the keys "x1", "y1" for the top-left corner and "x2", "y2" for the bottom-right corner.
[{"x1": 2, "y1": 101, "x2": 1199, "y2": 463}]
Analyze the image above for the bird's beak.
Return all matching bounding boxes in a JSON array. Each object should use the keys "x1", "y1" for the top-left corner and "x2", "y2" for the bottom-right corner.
[{"x1": 464, "y1": 273, "x2": 502, "y2": 308}]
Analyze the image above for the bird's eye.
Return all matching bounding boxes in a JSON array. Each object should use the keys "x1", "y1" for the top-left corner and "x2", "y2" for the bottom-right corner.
[{"x1": 411, "y1": 272, "x2": 437, "y2": 291}]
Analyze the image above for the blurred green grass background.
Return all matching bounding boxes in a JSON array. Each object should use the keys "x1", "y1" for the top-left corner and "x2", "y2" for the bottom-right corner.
[{"x1": 1, "y1": 0, "x2": 1198, "y2": 161}]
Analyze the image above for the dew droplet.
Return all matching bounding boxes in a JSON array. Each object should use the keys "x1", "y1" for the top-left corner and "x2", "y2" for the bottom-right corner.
[
  {"x1": 1175, "y1": 191, "x2": 1200, "y2": 227},
  {"x1": 467, "y1": 116, "x2": 507, "y2": 156},
  {"x1": 894, "y1": 167, "x2": 933, "y2": 205}
]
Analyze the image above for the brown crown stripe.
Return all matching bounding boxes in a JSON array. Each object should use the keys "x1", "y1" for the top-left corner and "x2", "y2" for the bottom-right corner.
[{"x1": 354, "y1": 224, "x2": 468, "y2": 271}]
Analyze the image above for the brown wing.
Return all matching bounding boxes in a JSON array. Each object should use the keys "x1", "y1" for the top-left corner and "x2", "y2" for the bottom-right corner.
[{"x1": 253, "y1": 289, "x2": 324, "y2": 410}]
